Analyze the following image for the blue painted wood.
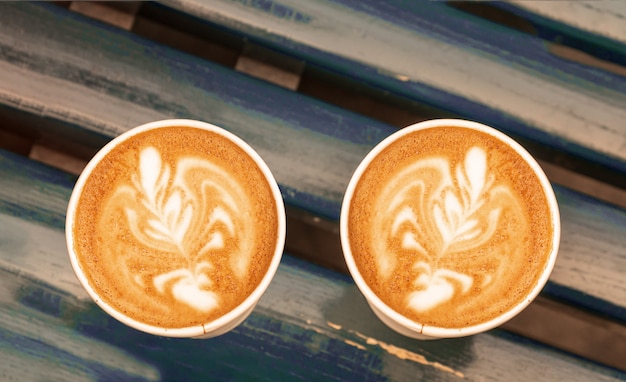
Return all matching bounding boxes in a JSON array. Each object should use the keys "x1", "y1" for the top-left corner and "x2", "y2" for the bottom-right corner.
[
  {"x1": 493, "y1": 1, "x2": 626, "y2": 65},
  {"x1": 0, "y1": 2, "x2": 396, "y2": 222},
  {"x1": 0, "y1": 150, "x2": 625, "y2": 381},
  {"x1": 0, "y1": 3, "x2": 624, "y2": 323},
  {"x1": 547, "y1": 186, "x2": 626, "y2": 322},
  {"x1": 161, "y1": 0, "x2": 626, "y2": 176}
]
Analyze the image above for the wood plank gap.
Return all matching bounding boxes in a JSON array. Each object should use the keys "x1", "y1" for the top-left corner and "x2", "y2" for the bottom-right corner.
[
  {"x1": 0, "y1": 129, "x2": 35, "y2": 157},
  {"x1": 540, "y1": 160, "x2": 626, "y2": 211},
  {"x1": 235, "y1": 44, "x2": 305, "y2": 90},
  {"x1": 69, "y1": 1, "x2": 141, "y2": 30},
  {"x1": 133, "y1": 2, "x2": 244, "y2": 68},
  {"x1": 132, "y1": 15, "x2": 241, "y2": 67},
  {"x1": 502, "y1": 296, "x2": 626, "y2": 372},
  {"x1": 29, "y1": 145, "x2": 87, "y2": 176}
]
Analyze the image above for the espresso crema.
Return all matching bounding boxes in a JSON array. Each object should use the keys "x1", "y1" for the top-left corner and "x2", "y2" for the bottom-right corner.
[
  {"x1": 70, "y1": 126, "x2": 278, "y2": 329},
  {"x1": 347, "y1": 126, "x2": 554, "y2": 328}
]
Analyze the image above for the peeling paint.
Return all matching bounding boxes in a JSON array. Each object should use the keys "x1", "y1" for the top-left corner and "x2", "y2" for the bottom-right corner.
[
  {"x1": 355, "y1": 332, "x2": 465, "y2": 378},
  {"x1": 376, "y1": 68, "x2": 411, "y2": 83},
  {"x1": 344, "y1": 339, "x2": 367, "y2": 351},
  {"x1": 327, "y1": 321, "x2": 342, "y2": 330},
  {"x1": 326, "y1": 321, "x2": 465, "y2": 378},
  {"x1": 394, "y1": 74, "x2": 410, "y2": 82},
  {"x1": 325, "y1": 321, "x2": 464, "y2": 378},
  {"x1": 308, "y1": 325, "x2": 327, "y2": 335}
]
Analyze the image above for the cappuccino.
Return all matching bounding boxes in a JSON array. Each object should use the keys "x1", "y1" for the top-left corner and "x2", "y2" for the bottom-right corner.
[
  {"x1": 67, "y1": 121, "x2": 284, "y2": 336},
  {"x1": 342, "y1": 120, "x2": 559, "y2": 336}
]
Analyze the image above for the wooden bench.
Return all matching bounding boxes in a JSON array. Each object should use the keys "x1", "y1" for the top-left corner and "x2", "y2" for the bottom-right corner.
[
  {"x1": 0, "y1": 2, "x2": 624, "y2": 380},
  {"x1": 152, "y1": 0, "x2": 626, "y2": 321},
  {"x1": 158, "y1": 0, "x2": 626, "y2": 175}
]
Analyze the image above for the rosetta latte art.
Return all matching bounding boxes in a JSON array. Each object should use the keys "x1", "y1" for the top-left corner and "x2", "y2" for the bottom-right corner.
[
  {"x1": 107, "y1": 146, "x2": 252, "y2": 313},
  {"x1": 373, "y1": 147, "x2": 519, "y2": 312}
]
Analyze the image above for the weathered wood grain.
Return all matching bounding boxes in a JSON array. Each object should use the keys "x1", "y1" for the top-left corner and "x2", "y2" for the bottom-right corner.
[
  {"x1": 0, "y1": 150, "x2": 625, "y2": 381},
  {"x1": 551, "y1": 186, "x2": 626, "y2": 319},
  {"x1": 502, "y1": 0, "x2": 626, "y2": 46},
  {"x1": 0, "y1": 3, "x2": 624, "y2": 324},
  {"x1": 491, "y1": 1, "x2": 626, "y2": 85},
  {"x1": 502, "y1": 295, "x2": 626, "y2": 371},
  {"x1": 69, "y1": 1, "x2": 141, "y2": 30},
  {"x1": 0, "y1": 2, "x2": 395, "y2": 221},
  {"x1": 160, "y1": 0, "x2": 626, "y2": 176}
]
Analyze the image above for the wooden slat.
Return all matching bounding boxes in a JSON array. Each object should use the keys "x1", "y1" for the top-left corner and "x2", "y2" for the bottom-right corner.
[
  {"x1": 0, "y1": 150, "x2": 625, "y2": 381},
  {"x1": 539, "y1": 161, "x2": 626, "y2": 212},
  {"x1": 159, "y1": 0, "x2": 626, "y2": 178},
  {"x1": 501, "y1": 0, "x2": 626, "y2": 46},
  {"x1": 550, "y1": 186, "x2": 626, "y2": 319},
  {"x1": 503, "y1": 296, "x2": 626, "y2": 371}
]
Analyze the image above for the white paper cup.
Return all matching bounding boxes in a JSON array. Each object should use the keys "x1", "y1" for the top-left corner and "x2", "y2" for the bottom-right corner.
[
  {"x1": 340, "y1": 119, "x2": 560, "y2": 339},
  {"x1": 66, "y1": 119, "x2": 285, "y2": 338}
]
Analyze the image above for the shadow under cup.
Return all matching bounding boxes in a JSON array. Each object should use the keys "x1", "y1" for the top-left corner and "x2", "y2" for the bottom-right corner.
[
  {"x1": 340, "y1": 119, "x2": 561, "y2": 339},
  {"x1": 66, "y1": 119, "x2": 286, "y2": 338}
]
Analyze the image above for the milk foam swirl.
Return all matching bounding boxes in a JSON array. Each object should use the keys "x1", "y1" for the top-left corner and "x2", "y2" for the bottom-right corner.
[
  {"x1": 373, "y1": 147, "x2": 519, "y2": 312},
  {"x1": 108, "y1": 146, "x2": 252, "y2": 313}
]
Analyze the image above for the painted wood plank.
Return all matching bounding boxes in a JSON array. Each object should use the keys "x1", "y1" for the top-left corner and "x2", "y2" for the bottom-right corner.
[
  {"x1": 502, "y1": 0, "x2": 626, "y2": 46},
  {"x1": 0, "y1": 151, "x2": 624, "y2": 381},
  {"x1": 492, "y1": 1, "x2": 626, "y2": 75},
  {"x1": 160, "y1": 0, "x2": 626, "y2": 175},
  {"x1": 0, "y1": 3, "x2": 624, "y2": 322},
  {"x1": 549, "y1": 187, "x2": 626, "y2": 320}
]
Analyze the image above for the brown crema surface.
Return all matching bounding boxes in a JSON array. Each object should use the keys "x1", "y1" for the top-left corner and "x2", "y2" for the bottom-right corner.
[
  {"x1": 348, "y1": 126, "x2": 554, "y2": 329},
  {"x1": 71, "y1": 126, "x2": 278, "y2": 329}
]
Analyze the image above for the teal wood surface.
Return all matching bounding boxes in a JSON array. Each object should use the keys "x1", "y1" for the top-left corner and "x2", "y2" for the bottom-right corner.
[
  {"x1": 160, "y1": 0, "x2": 626, "y2": 175},
  {"x1": 1, "y1": 149, "x2": 625, "y2": 381},
  {"x1": 0, "y1": 2, "x2": 396, "y2": 220},
  {"x1": 496, "y1": 0, "x2": 626, "y2": 51},
  {"x1": 0, "y1": 2, "x2": 624, "y2": 323}
]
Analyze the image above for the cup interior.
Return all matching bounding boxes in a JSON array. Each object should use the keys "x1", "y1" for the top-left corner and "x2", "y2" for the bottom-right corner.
[{"x1": 340, "y1": 118, "x2": 560, "y2": 338}]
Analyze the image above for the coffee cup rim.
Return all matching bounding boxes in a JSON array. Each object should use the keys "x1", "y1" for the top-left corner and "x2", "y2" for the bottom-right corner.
[
  {"x1": 340, "y1": 118, "x2": 561, "y2": 338},
  {"x1": 66, "y1": 119, "x2": 286, "y2": 338}
]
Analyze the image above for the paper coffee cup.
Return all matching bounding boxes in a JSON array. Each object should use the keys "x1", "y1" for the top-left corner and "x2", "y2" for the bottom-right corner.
[
  {"x1": 340, "y1": 119, "x2": 560, "y2": 339},
  {"x1": 66, "y1": 119, "x2": 285, "y2": 338}
]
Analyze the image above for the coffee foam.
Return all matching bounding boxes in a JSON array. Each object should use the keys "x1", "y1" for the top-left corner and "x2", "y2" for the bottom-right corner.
[
  {"x1": 72, "y1": 126, "x2": 278, "y2": 329},
  {"x1": 348, "y1": 126, "x2": 553, "y2": 328}
]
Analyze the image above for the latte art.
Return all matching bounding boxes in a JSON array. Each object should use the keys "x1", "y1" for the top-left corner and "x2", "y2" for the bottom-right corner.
[
  {"x1": 347, "y1": 126, "x2": 554, "y2": 329},
  {"x1": 110, "y1": 146, "x2": 251, "y2": 313},
  {"x1": 71, "y1": 126, "x2": 279, "y2": 329},
  {"x1": 374, "y1": 146, "x2": 524, "y2": 313}
]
